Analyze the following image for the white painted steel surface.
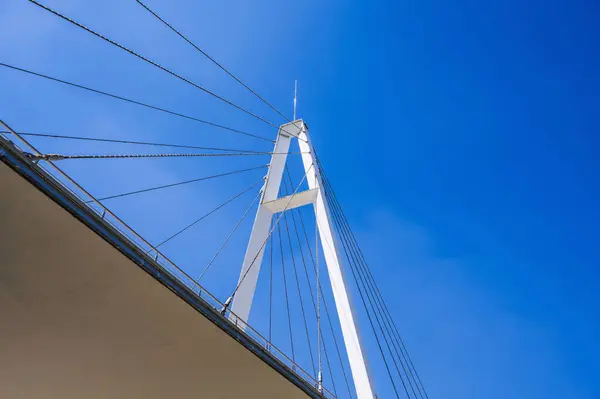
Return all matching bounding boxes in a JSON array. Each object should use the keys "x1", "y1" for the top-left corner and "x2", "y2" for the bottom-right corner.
[
  {"x1": 232, "y1": 120, "x2": 377, "y2": 398},
  {"x1": 262, "y1": 188, "x2": 318, "y2": 213},
  {"x1": 229, "y1": 123, "x2": 298, "y2": 325}
]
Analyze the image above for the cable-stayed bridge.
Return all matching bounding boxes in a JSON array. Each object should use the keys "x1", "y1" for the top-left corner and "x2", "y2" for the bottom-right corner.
[{"x1": 1, "y1": 1, "x2": 428, "y2": 398}]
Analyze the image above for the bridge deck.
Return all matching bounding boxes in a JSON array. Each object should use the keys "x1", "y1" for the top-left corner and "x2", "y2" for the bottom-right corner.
[{"x1": 0, "y1": 138, "x2": 322, "y2": 399}]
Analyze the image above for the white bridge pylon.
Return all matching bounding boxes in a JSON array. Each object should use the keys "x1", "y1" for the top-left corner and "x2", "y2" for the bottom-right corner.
[{"x1": 230, "y1": 120, "x2": 376, "y2": 399}]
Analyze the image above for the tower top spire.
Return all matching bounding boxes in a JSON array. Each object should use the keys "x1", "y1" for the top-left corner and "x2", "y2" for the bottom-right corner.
[{"x1": 293, "y1": 80, "x2": 298, "y2": 120}]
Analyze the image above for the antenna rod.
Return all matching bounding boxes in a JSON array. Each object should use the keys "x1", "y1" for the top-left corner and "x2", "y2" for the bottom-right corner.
[{"x1": 293, "y1": 80, "x2": 298, "y2": 120}]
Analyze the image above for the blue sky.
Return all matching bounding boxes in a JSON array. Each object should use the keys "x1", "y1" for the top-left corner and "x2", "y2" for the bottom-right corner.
[{"x1": 1, "y1": 0, "x2": 599, "y2": 398}]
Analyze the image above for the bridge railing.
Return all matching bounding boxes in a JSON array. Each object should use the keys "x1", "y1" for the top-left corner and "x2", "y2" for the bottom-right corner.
[{"x1": 0, "y1": 129, "x2": 336, "y2": 399}]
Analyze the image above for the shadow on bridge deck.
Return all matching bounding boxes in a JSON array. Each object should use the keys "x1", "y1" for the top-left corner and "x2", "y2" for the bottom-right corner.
[{"x1": 0, "y1": 140, "x2": 320, "y2": 399}]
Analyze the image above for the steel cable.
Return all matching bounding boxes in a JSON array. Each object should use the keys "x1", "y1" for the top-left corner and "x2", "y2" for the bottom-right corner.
[
  {"x1": 226, "y1": 164, "x2": 314, "y2": 301},
  {"x1": 0, "y1": 63, "x2": 272, "y2": 142},
  {"x1": 154, "y1": 177, "x2": 264, "y2": 249},
  {"x1": 90, "y1": 165, "x2": 266, "y2": 202},
  {"x1": 281, "y1": 189, "x2": 317, "y2": 376},
  {"x1": 320, "y1": 166, "x2": 428, "y2": 398},
  {"x1": 26, "y1": 0, "x2": 285, "y2": 131},
  {"x1": 197, "y1": 189, "x2": 263, "y2": 281},
  {"x1": 26, "y1": 151, "x2": 306, "y2": 161},
  {"x1": 318, "y1": 156, "x2": 428, "y2": 398},
  {"x1": 277, "y1": 224, "x2": 296, "y2": 364},
  {"x1": 320, "y1": 177, "x2": 402, "y2": 398},
  {"x1": 134, "y1": 0, "x2": 291, "y2": 122},
  {"x1": 317, "y1": 157, "x2": 427, "y2": 394},
  {"x1": 284, "y1": 171, "x2": 353, "y2": 398},
  {"x1": 3, "y1": 131, "x2": 270, "y2": 152}
]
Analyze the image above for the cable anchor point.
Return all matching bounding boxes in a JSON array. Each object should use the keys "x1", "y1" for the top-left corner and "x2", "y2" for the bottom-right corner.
[
  {"x1": 317, "y1": 371, "x2": 323, "y2": 393},
  {"x1": 220, "y1": 296, "x2": 233, "y2": 315},
  {"x1": 24, "y1": 153, "x2": 65, "y2": 161}
]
